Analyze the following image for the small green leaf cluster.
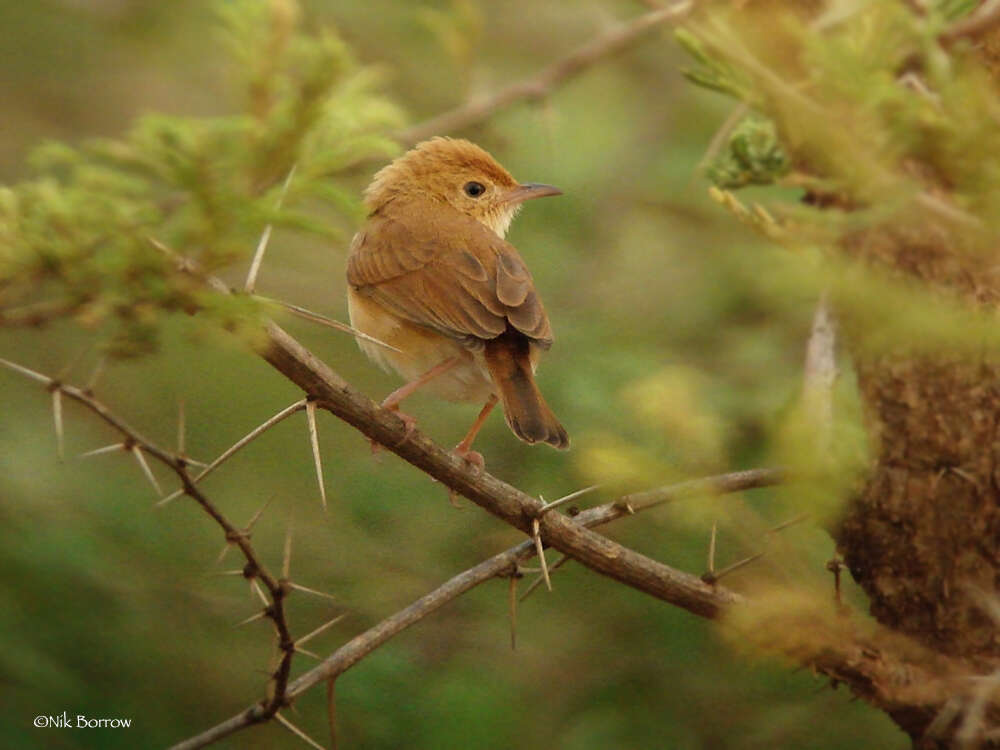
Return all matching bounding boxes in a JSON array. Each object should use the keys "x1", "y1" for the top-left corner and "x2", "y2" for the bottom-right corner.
[
  {"x1": 706, "y1": 115, "x2": 790, "y2": 189},
  {"x1": 0, "y1": 0, "x2": 401, "y2": 356},
  {"x1": 679, "y1": 1, "x2": 1000, "y2": 232}
]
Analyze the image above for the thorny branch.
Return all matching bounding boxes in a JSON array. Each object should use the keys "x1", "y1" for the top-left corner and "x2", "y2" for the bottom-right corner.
[
  {"x1": 396, "y1": 1, "x2": 692, "y2": 145},
  {"x1": 0, "y1": 358, "x2": 332, "y2": 737},
  {"x1": 4, "y1": 343, "x2": 783, "y2": 748},
  {"x1": 169, "y1": 469, "x2": 782, "y2": 750},
  {"x1": 153, "y1": 242, "x2": 744, "y2": 619},
  {"x1": 130, "y1": 237, "x2": 987, "y2": 746},
  {"x1": 260, "y1": 318, "x2": 743, "y2": 616}
]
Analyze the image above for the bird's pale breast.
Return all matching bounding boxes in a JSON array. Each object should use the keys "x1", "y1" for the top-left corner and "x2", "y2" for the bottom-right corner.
[{"x1": 347, "y1": 287, "x2": 495, "y2": 404}]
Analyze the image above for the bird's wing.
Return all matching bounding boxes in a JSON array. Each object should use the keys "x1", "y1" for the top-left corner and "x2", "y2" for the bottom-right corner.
[{"x1": 346, "y1": 203, "x2": 553, "y2": 347}]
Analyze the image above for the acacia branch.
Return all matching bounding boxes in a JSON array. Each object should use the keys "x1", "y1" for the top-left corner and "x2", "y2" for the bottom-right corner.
[
  {"x1": 0, "y1": 359, "x2": 304, "y2": 726},
  {"x1": 171, "y1": 468, "x2": 781, "y2": 750},
  {"x1": 396, "y1": 1, "x2": 692, "y2": 145},
  {"x1": 259, "y1": 319, "x2": 738, "y2": 616}
]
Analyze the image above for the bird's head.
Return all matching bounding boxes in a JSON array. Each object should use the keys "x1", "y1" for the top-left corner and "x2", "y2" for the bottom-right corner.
[{"x1": 364, "y1": 137, "x2": 561, "y2": 238}]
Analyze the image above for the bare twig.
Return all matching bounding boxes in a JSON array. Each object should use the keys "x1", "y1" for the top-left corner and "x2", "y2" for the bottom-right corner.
[
  {"x1": 0, "y1": 359, "x2": 300, "y2": 735},
  {"x1": 614, "y1": 468, "x2": 787, "y2": 516},
  {"x1": 396, "y1": 2, "x2": 692, "y2": 145}
]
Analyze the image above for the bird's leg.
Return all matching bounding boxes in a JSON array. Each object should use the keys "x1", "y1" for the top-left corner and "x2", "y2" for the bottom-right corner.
[
  {"x1": 371, "y1": 357, "x2": 460, "y2": 453},
  {"x1": 448, "y1": 395, "x2": 499, "y2": 507},
  {"x1": 453, "y1": 394, "x2": 498, "y2": 470}
]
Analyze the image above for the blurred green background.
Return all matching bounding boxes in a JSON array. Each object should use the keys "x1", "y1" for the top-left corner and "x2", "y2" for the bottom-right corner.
[{"x1": 0, "y1": 1, "x2": 905, "y2": 748}]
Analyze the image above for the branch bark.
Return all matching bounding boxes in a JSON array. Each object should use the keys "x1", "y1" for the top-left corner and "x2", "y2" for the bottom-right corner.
[{"x1": 259, "y1": 319, "x2": 737, "y2": 616}]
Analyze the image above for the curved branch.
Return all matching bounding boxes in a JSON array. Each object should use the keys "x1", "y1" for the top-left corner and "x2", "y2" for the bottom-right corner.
[{"x1": 396, "y1": 2, "x2": 692, "y2": 145}]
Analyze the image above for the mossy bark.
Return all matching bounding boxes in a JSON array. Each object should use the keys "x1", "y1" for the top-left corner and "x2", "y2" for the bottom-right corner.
[{"x1": 834, "y1": 219, "x2": 1000, "y2": 744}]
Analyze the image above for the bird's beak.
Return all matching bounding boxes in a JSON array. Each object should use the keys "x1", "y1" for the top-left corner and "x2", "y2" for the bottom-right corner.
[{"x1": 501, "y1": 182, "x2": 563, "y2": 204}]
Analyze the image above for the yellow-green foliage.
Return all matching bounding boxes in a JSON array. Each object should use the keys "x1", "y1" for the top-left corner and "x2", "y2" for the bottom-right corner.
[
  {"x1": 684, "y1": 0, "x2": 1000, "y2": 231},
  {"x1": 0, "y1": 0, "x2": 400, "y2": 356}
]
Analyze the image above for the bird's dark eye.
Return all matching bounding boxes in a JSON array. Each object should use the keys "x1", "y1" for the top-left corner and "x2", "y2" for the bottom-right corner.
[{"x1": 463, "y1": 181, "x2": 486, "y2": 198}]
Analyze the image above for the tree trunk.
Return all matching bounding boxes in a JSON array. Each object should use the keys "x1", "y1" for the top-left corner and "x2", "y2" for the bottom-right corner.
[{"x1": 835, "y1": 223, "x2": 1000, "y2": 745}]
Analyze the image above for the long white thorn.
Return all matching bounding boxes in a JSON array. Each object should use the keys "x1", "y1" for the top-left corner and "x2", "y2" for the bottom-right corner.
[
  {"x1": 0, "y1": 357, "x2": 52, "y2": 385},
  {"x1": 86, "y1": 355, "x2": 107, "y2": 392},
  {"x1": 235, "y1": 610, "x2": 268, "y2": 628},
  {"x1": 538, "y1": 484, "x2": 601, "y2": 516},
  {"x1": 156, "y1": 400, "x2": 307, "y2": 507},
  {"x1": 177, "y1": 399, "x2": 186, "y2": 456},
  {"x1": 275, "y1": 712, "x2": 325, "y2": 750},
  {"x1": 287, "y1": 582, "x2": 336, "y2": 601},
  {"x1": 255, "y1": 295, "x2": 403, "y2": 353},
  {"x1": 132, "y1": 445, "x2": 162, "y2": 497},
  {"x1": 295, "y1": 613, "x2": 347, "y2": 649},
  {"x1": 250, "y1": 578, "x2": 270, "y2": 607},
  {"x1": 79, "y1": 443, "x2": 126, "y2": 458},
  {"x1": 283, "y1": 523, "x2": 293, "y2": 579},
  {"x1": 245, "y1": 164, "x2": 297, "y2": 294},
  {"x1": 52, "y1": 388, "x2": 64, "y2": 461},
  {"x1": 306, "y1": 401, "x2": 327, "y2": 510},
  {"x1": 531, "y1": 518, "x2": 552, "y2": 592}
]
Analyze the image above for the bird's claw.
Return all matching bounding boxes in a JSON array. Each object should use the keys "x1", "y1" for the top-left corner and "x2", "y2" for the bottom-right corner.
[
  {"x1": 455, "y1": 447, "x2": 485, "y2": 473},
  {"x1": 370, "y1": 408, "x2": 418, "y2": 455},
  {"x1": 446, "y1": 445, "x2": 486, "y2": 508}
]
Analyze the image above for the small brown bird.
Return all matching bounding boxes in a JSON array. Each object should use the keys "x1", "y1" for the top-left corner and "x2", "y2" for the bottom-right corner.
[{"x1": 347, "y1": 137, "x2": 569, "y2": 465}]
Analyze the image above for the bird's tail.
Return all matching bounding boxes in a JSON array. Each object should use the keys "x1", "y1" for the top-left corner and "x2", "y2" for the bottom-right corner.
[{"x1": 483, "y1": 333, "x2": 569, "y2": 450}]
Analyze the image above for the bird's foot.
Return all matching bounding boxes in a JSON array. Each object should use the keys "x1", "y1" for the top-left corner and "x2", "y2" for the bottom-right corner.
[
  {"x1": 454, "y1": 445, "x2": 485, "y2": 473},
  {"x1": 446, "y1": 444, "x2": 486, "y2": 508},
  {"x1": 370, "y1": 406, "x2": 418, "y2": 455}
]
